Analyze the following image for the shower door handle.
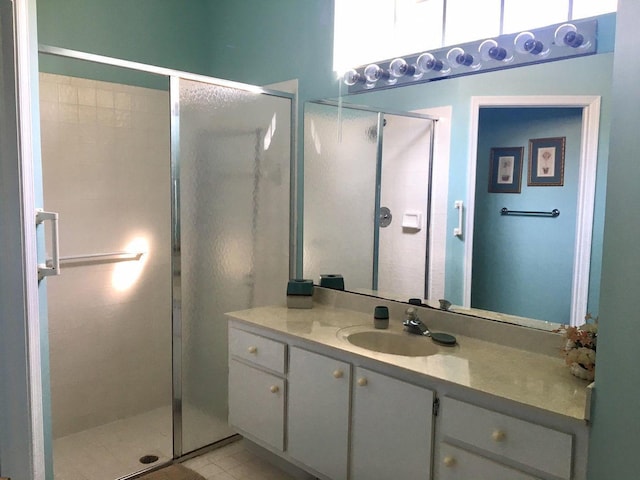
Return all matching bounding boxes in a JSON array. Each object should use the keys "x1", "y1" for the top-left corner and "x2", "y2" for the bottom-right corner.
[{"x1": 36, "y1": 209, "x2": 60, "y2": 280}]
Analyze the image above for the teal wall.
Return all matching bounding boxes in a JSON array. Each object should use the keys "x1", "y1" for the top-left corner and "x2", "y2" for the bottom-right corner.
[
  {"x1": 37, "y1": 0, "x2": 212, "y2": 73},
  {"x1": 203, "y1": 0, "x2": 336, "y2": 96},
  {"x1": 37, "y1": 0, "x2": 214, "y2": 89},
  {"x1": 473, "y1": 108, "x2": 583, "y2": 323},
  {"x1": 588, "y1": 0, "x2": 640, "y2": 478}
]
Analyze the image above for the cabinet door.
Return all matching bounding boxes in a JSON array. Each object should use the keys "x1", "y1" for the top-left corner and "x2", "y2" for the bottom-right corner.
[
  {"x1": 288, "y1": 347, "x2": 351, "y2": 480},
  {"x1": 438, "y1": 444, "x2": 540, "y2": 480},
  {"x1": 351, "y1": 367, "x2": 434, "y2": 480},
  {"x1": 228, "y1": 359, "x2": 285, "y2": 450}
]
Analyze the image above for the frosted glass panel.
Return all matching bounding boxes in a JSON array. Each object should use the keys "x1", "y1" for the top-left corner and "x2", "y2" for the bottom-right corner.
[
  {"x1": 178, "y1": 79, "x2": 291, "y2": 453},
  {"x1": 303, "y1": 103, "x2": 378, "y2": 291}
]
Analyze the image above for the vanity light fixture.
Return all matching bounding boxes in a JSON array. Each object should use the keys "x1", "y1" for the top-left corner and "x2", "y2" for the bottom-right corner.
[{"x1": 342, "y1": 18, "x2": 597, "y2": 94}]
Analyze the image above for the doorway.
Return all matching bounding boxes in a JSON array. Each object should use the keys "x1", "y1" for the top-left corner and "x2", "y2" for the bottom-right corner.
[{"x1": 464, "y1": 95, "x2": 601, "y2": 326}]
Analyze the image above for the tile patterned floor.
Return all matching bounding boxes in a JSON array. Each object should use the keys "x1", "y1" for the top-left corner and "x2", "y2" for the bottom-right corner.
[{"x1": 183, "y1": 440, "x2": 297, "y2": 480}]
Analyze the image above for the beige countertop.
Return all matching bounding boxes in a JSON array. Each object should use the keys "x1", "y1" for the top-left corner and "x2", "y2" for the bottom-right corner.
[{"x1": 227, "y1": 303, "x2": 590, "y2": 421}]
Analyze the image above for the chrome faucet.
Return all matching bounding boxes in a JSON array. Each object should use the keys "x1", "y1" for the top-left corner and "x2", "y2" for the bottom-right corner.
[{"x1": 403, "y1": 307, "x2": 430, "y2": 336}]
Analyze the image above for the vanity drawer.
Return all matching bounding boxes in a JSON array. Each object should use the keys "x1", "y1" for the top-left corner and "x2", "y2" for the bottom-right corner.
[
  {"x1": 438, "y1": 443, "x2": 540, "y2": 480},
  {"x1": 229, "y1": 327, "x2": 286, "y2": 374},
  {"x1": 440, "y1": 397, "x2": 573, "y2": 479}
]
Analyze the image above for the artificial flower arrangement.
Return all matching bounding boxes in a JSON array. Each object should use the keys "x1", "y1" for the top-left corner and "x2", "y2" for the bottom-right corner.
[{"x1": 555, "y1": 313, "x2": 598, "y2": 381}]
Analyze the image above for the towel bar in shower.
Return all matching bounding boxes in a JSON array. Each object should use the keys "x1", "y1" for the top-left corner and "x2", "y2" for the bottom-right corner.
[
  {"x1": 500, "y1": 207, "x2": 560, "y2": 218},
  {"x1": 48, "y1": 251, "x2": 144, "y2": 267}
]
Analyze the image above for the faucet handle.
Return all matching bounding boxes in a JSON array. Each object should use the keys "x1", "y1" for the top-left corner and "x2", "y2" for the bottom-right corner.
[
  {"x1": 404, "y1": 306, "x2": 418, "y2": 320},
  {"x1": 403, "y1": 307, "x2": 420, "y2": 328}
]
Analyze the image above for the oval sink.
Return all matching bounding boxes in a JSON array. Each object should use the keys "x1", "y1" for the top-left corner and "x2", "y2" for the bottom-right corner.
[{"x1": 342, "y1": 330, "x2": 439, "y2": 357}]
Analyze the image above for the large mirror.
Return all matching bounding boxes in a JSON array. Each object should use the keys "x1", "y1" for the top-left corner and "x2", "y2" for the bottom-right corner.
[{"x1": 302, "y1": 18, "x2": 613, "y2": 330}]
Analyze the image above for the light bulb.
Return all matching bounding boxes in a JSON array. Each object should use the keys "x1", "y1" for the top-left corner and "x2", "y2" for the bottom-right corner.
[
  {"x1": 514, "y1": 32, "x2": 549, "y2": 56},
  {"x1": 416, "y1": 52, "x2": 448, "y2": 74},
  {"x1": 343, "y1": 69, "x2": 363, "y2": 86},
  {"x1": 479, "y1": 39, "x2": 512, "y2": 62},
  {"x1": 389, "y1": 58, "x2": 416, "y2": 78},
  {"x1": 446, "y1": 47, "x2": 480, "y2": 69},
  {"x1": 555, "y1": 23, "x2": 588, "y2": 48},
  {"x1": 363, "y1": 64, "x2": 384, "y2": 83}
]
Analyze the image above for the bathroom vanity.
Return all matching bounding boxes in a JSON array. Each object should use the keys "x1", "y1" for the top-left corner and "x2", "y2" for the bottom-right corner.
[{"x1": 226, "y1": 291, "x2": 591, "y2": 480}]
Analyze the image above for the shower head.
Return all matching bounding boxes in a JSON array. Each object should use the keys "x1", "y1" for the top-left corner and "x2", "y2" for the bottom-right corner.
[{"x1": 366, "y1": 118, "x2": 387, "y2": 142}]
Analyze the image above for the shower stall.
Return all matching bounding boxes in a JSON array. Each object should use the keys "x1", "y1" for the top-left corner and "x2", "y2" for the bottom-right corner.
[
  {"x1": 38, "y1": 48, "x2": 294, "y2": 479},
  {"x1": 303, "y1": 101, "x2": 437, "y2": 300}
]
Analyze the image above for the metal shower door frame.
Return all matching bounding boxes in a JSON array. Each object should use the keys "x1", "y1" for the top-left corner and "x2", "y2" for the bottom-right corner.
[{"x1": 37, "y1": 44, "x2": 297, "y2": 462}]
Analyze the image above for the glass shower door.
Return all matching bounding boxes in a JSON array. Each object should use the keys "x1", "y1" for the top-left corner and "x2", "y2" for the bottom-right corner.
[
  {"x1": 175, "y1": 78, "x2": 292, "y2": 454},
  {"x1": 39, "y1": 60, "x2": 174, "y2": 480},
  {"x1": 303, "y1": 102, "x2": 379, "y2": 292}
]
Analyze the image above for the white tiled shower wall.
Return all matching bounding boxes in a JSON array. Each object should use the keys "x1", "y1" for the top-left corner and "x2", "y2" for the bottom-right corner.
[
  {"x1": 378, "y1": 115, "x2": 432, "y2": 299},
  {"x1": 378, "y1": 107, "x2": 450, "y2": 301},
  {"x1": 39, "y1": 73, "x2": 172, "y2": 437}
]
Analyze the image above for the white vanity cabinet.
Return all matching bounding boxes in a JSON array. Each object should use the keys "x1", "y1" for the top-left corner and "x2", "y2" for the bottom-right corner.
[
  {"x1": 437, "y1": 396, "x2": 574, "y2": 480},
  {"x1": 227, "y1": 316, "x2": 588, "y2": 480},
  {"x1": 288, "y1": 347, "x2": 351, "y2": 480},
  {"x1": 228, "y1": 328, "x2": 286, "y2": 451},
  {"x1": 351, "y1": 367, "x2": 434, "y2": 480}
]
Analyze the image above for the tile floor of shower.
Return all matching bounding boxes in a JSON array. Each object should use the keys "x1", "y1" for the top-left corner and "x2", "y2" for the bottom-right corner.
[{"x1": 53, "y1": 405, "x2": 296, "y2": 480}]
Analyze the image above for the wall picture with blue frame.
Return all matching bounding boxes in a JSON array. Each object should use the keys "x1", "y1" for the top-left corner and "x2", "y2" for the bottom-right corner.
[
  {"x1": 488, "y1": 146, "x2": 524, "y2": 193},
  {"x1": 528, "y1": 136, "x2": 566, "y2": 186}
]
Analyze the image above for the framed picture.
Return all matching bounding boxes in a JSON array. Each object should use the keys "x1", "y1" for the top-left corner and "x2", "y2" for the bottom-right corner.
[
  {"x1": 528, "y1": 137, "x2": 566, "y2": 186},
  {"x1": 488, "y1": 146, "x2": 524, "y2": 193}
]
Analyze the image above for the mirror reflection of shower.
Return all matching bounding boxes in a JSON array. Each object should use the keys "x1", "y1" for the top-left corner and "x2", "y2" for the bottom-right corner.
[{"x1": 303, "y1": 101, "x2": 437, "y2": 300}]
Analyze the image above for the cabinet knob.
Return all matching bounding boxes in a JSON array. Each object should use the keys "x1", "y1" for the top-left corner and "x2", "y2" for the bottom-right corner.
[
  {"x1": 492, "y1": 429, "x2": 506, "y2": 442},
  {"x1": 443, "y1": 456, "x2": 456, "y2": 467},
  {"x1": 333, "y1": 369, "x2": 344, "y2": 379},
  {"x1": 357, "y1": 377, "x2": 368, "y2": 387},
  {"x1": 248, "y1": 346, "x2": 257, "y2": 354},
  {"x1": 270, "y1": 385, "x2": 279, "y2": 393}
]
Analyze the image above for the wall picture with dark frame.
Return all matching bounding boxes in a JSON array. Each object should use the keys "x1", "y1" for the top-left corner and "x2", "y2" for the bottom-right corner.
[
  {"x1": 528, "y1": 136, "x2": 566, "y2": 186},
  {"x1": 488, "y1": 146, "x2": 524, "y2": 193}
]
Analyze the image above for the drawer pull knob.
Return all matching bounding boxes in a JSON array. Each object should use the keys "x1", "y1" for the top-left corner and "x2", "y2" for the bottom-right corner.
[
  {"x1": 333, "y1": 369, "x2": 344, "y2": 379},
  {"x1": 270, "y1": 385, "x2": 279, "y2": 393},
  {"x1": 443, "y1": 456, "x2": 456, "y2": 467},
  {"x1": 357, "y1": 377, "x2": 368, "y2": 387},
  {"x1": 248, "y1": 346, "x2": 257, "y2": 354},
  {"x1": 492, "y1": 429, "x2": 506, "y2": 442}
]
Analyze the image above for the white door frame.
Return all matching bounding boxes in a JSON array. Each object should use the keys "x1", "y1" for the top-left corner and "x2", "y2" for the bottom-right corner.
[
  {"x1": 0, "y1": 0, "x2": 46, "y2": 478},
  {"x1": 464, "y1": 95, "x2": 601, "y2": 327}
]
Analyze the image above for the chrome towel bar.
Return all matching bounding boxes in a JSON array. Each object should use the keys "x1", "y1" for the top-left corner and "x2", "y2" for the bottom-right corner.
[
  {"x1": 47, "y1": 251, "x2": 144, "y2": 267},
  {"x1": 500, "y1": 207, "x2": 560, "y2": 218}
]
